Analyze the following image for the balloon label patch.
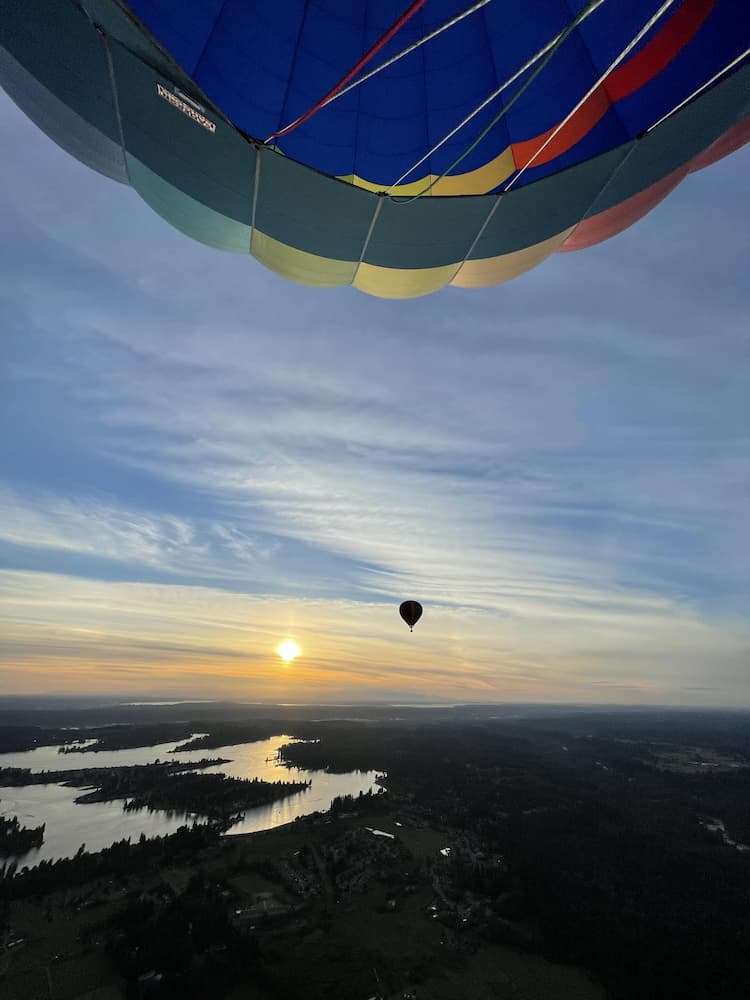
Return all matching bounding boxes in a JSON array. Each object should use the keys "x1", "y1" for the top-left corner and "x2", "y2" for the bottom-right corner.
[{"x1": 156, "y1": 84, "x2": 215, "y2": 134}]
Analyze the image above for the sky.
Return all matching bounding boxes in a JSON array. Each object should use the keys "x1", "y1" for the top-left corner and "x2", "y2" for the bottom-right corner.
[{"x1": 1, "y1": 87, "x2": 749, "y2": 707}]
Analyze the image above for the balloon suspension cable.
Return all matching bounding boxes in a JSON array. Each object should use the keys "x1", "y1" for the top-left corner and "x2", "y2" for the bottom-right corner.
[
  {"x1": 264, "y1": 0, "x2": 428, "y2": 144},
  {"x1": 503, "y1": 0, "x2": 677, "y2": 193},
  {"x1": 645, "y1": 46, "x2": 750, "y2": 135},
  {"x1": 322, "y1": 0, "x2": 496, "y2": 108},
  {"x1": 385, "y1": 0, "x2": 607, "y2": 202}
]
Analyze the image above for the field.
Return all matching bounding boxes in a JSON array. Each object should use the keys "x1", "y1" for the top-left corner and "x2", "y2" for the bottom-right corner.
[{"x1": 646, "y1": 746, "x2": 749, "y2": 774}]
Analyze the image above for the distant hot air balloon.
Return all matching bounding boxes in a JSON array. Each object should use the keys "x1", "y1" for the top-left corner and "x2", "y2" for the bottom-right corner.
[
  {"x1": 400, "y1": 601, "x2": 423, "y2": 632},
  {"x1": 1, "y1": 1, "x2": 748, "y2": 298}
]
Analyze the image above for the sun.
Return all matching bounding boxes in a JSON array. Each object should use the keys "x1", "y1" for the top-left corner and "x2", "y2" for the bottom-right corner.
[{"x1": 276, "y1": 639, "x2": 301, "y2": 663}]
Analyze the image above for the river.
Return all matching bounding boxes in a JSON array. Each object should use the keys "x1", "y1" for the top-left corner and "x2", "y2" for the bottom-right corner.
[{"x1": 0, "y1": 734, "x2": 384, "y2": 868}]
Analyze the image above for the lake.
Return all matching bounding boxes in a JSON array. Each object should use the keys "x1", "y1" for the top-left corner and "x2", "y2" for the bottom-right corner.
[{"x1": 0, "y1": 734, "x2": 384, "y2": 867}]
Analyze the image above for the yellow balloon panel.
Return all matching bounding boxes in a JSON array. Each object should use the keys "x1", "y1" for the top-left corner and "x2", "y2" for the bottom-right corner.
[
  {"x1": 353, "y1": 260, "x2": 462, "y2": 299},
  {"x1": 451, "y1": 229, "x2": 574, "y2": 289},
  {"x1": 251, "y1": 232, "x2": 356, "y2": 288}
]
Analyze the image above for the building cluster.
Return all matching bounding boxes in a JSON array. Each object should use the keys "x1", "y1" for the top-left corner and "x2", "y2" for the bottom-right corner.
[{"x1": 324, "y1": 827, "x2": 406, "y2": 900}]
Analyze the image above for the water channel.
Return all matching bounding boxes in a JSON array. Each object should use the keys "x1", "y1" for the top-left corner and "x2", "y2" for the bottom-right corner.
[{"x1": 0, "y1": 734, "x2": 384, "y2": 867}]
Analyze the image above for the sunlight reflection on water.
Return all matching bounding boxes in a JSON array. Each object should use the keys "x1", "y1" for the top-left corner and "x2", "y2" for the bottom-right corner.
[{"x1": 0, "y1": 734, "x2": 384, "y2": 866}]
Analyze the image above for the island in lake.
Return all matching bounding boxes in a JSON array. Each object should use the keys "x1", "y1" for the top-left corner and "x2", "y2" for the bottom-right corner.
[
  {"x1": 0, "y1": 814, "x2": 45, "y2": 858},
  {"x1": 0, "y1": 759, "x2": 310, "y2": 829}
]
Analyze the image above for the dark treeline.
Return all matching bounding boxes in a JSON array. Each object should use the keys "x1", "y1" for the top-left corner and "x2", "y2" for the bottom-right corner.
[
  {"x1": 327, "y1": 787, "x2": 385, "y2": 817},
  {"x1": 0, "y1": 699, "x2": 524, "y2": 732},
  {"x1": 0, "y1": 725, "x2": 70, "y2": 754},
  {"x1": 0, "y1": 722, "x2": 201, "y2": 755},
  {"x1": 55, "y1": 723, "x2": 209, "y2": 753},
  {"x1": 503, "y1": 800, "x2": 750, "y2": 1000},
  {"x1": 0, "y1": 814, "x2": 45, "y2": 857},
  {"x1": 0, "y1": 824, "x2": 219, "y2": 896},
  {"x1": 116, "y1": 772, "x2": 310, "y2": 819},
  {"x1": 680, "y1": 768, "x2": 750, "y2": 842},
  {"x1": 509, "y1": 709, "x2": 750, "y2": 756},
  {"x1": 0, "y1": 758, "x2": 226, "y2": 788},
  {"x1": 0, "y1": 719, "x2": 299, "y2": 755},
  {"x1": 169, "y1": 721, "x2": 303, "y2": 752},
  {"x1": 61, "y1": 720, "x2": 293, "y2": 754},
  {"x1": 101, "y1": 871, "x2": 262, "y2": 998}
]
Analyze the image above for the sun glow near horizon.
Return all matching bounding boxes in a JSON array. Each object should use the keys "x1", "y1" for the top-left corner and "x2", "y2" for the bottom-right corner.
[
  {"x1": 276, "y1": 639, "x2": 302, "y2": 663},
  {"x1": 2, "y1": 571, "x2": 750, "y2": 706}
]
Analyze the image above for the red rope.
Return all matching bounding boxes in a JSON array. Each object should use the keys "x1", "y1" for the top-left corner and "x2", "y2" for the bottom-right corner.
[{"x1": 265, "y1": 0, "x2": 429, "y2": 143}]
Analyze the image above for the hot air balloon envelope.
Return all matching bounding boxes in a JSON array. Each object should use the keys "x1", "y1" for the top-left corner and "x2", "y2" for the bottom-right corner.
[
  {"x1": 1, "y1": 0, "x2": 748, "y2": 297},
  {"x1": 400, "y1": 601, "x2": 423, "y2": 631}
]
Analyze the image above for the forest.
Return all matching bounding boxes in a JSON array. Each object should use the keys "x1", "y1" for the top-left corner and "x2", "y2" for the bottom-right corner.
[
  {"x1": 273, "y1": 712, "x2": 750, "y2": 999},
  {"x1": 2, "y1": 705, "x2": 749, "y2": 999}
]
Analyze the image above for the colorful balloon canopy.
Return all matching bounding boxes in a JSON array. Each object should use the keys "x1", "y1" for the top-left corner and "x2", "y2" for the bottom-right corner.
[
  {"x1": 1, "y1": 0, "x2": 748, "y2": 297},
  {"x1": 399, "y1": 601, "x2": 423, "y2": 631}
]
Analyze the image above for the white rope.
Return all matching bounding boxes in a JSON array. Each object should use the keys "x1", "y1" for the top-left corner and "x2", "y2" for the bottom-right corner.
[
  {"x1": 333, "y1": 0, "x2": 495, "y2": 104},
  {"x1": 646, "y1": 46, "x2": 750, "y2": 133},
  {"x1": 270, "y1": 0, "x2": 495, "y2": 139},
  {"x1": 385, "y1": 0, "x2": 607, "y2": 193},
  {"x1": 504, "y1": 0, "x2": 676, "y2": 192}
]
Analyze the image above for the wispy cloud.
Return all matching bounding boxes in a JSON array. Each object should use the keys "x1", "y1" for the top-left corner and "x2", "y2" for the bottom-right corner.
[
  {"x1": 1, "y1": 89, "x2": 749, "y2": 704},
  {"x1": 2, "y1": 570, "x2": 747, "y2": 705},
  {"x1": 0, "y1": 486, "x2": 280, "y2": 585}
]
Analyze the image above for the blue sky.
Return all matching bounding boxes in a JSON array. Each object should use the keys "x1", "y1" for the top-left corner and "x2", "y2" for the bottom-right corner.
[{"x1": 1, "y1": 86, "x2": 749, "y2": 705}]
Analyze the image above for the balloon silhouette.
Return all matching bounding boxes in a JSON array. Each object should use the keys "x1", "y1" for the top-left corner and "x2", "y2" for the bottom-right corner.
[{"x1": 399, "y1": 601, "x2": 423, "y2": 632}]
